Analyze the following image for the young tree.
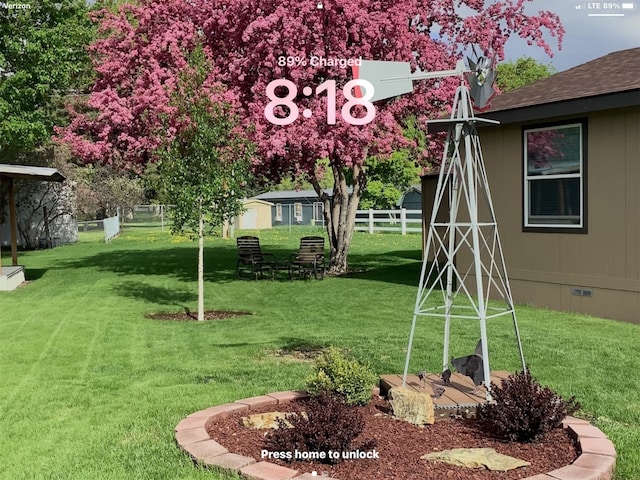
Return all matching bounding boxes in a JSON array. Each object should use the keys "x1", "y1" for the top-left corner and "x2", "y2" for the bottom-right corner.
[
  {"x1": 57, "y1": 0, "x2": 564, "y2": 274},
  {"x1": 157, "y1": 47, "x2": 252, "y2": 321},
  {"x1": 496, "y1": 56, "x2": 556, "y2": 92}
]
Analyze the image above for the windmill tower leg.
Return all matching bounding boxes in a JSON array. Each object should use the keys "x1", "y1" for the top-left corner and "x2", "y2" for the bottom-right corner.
[{"x1": 442, "y1": 125, "x2": 461, "y2": 372}]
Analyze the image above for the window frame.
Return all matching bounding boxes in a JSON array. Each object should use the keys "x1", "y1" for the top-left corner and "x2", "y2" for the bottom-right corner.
[
  {"x1": 294, "y1": 202, "x2": 303, "y2": 222},
  {"x1": 522, "y1": 118, "x2": 588, "y2": 234},
  {"x1": 274, "y1": 203, "x2": 282, "y2": 222}
]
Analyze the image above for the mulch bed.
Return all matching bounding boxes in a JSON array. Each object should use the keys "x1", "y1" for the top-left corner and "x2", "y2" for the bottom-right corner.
[
  {"x1": 145, "y1": 310, "x2": 251, "y2": 321},
  {"x1": 205, "y1": 396, "x2": 578, "y2": 480}
]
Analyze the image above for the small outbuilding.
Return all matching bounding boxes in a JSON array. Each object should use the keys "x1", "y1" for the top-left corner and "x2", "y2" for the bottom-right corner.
[
  {"x1": 398, "y1": 184, "x2": 422, "y2": 211},
  {"x1": 1, "y1": 163, "x2": 66, "y2": 290},
  {"x1": 235, "y1": 198, "x2": 273, "y2": 230}
]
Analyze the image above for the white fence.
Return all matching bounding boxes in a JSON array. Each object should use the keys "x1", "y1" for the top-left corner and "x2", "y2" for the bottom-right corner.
[
  {"x1": 103, "y1": 213, "x2": 120, "y2": 242},
  {"x1": 77, "y1": 213, "x2": 121, "y2": 242},
  {"x1": 124, "y1": 205, "x2": 172, "y2": 230},
  {"x1": 354, "y1": 208, "x2": 422, "y2": 235}
]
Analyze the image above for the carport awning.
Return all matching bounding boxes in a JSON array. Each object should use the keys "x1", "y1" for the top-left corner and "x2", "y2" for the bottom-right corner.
[
  {"x1": 1, "y1": 164, "x2": 66, "y2": 274},
  {"x1": 0, "y1": 164, "x2": 66, "y2": 183}
]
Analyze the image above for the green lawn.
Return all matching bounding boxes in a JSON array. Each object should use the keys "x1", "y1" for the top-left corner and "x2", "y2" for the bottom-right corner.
[{"x1": 1, "y1": 227, "x2": 638, "y2": 479}]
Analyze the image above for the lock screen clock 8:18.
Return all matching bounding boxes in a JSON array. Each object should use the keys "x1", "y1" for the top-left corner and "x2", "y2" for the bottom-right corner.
[{"x1": 264, "y1": 79, "x2": 376, "y2": 126}]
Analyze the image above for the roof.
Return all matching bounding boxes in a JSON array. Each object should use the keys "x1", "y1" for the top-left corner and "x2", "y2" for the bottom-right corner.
[
  {"x1": 488, "y1": 47, "x2": 640, "y2": 113},
  {"x1": 253, "y1": 189, "x2": 325, "y2": 201},
  {"x1": 0, "y1": 164, "x2": 66, "y2": 182},
  {"x1": 253, "y1": 187, "x2": 352, "y2": 202},
  {"x1": 482, "y1": 48, "x2": 640, "y2": 124},
  {"x1": 242, "y1": 198, "x2": 274, "y2": 207},
  {"x1": 397, "y1": 184, "x2": 422, "y2": 207}
]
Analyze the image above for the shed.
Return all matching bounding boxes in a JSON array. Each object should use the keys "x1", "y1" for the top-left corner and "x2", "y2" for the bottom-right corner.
[
  {"x1": 398, "y1": 184, "x2": 422, "y2": 211},
  {"x1": 235, "y1": 198, "x2": 273, "y2": 230},
  {"x1": 422, "y1": 47, "x2": 640, "y2": 323}
]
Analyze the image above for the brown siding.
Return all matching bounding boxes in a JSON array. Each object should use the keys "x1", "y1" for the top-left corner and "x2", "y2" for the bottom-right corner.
[{"x1": 423, "y1": 106, "x2": 640, "y2": 323}]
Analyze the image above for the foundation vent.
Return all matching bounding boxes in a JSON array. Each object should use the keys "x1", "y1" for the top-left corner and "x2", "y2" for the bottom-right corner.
[{"x1": 571, "y1": 287, "x2": 593, "y2": 297}]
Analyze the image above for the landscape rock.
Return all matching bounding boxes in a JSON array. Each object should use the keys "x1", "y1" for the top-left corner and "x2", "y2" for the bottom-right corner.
[
  {"x1": 388, "y1": 387, "x2": 434, "y2": 425},
  {"x1": 421, "y1": 448, "x2": 531, "y2": 471},
  {"x1": 240, "y1": 411, "x2": 305, "y2": 429}
]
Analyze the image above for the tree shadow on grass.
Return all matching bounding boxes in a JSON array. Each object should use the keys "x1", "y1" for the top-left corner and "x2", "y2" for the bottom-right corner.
[
  {"x1": 61, "y1": 245, "x2": 238, "y2": 282},
  {"x1": 113, "y1": 280, "x2": 197, "y2": 306},
  {"x1": 344, "y1": 249, "x2": 423, "y2": 286},
  {"x1": 24, "y1": 268, "x2": 48, "y2": 281},
  {"x1": 278, "y1": 337, "x2": 330, "y2": 354},
  {"x1": 61, "y1": 243, "x2": 428, "y2": 287}
]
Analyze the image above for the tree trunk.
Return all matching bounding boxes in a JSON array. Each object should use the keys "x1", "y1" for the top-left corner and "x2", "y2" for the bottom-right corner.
[
  {"x1": 311, "y1": 160, "x2": 366, "y2": 275},
  {"x1": 197, "y1": 201, "x2": 205, "y2": 322}
]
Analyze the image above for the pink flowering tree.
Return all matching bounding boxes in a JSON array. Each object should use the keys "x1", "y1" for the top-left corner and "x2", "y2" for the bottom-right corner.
[
  {"x1": 56, "y1": 1, "x2": 204, "y2": 172},
  {"x1": 57, "y1": 0, "x2": 563, "y2": 274}
]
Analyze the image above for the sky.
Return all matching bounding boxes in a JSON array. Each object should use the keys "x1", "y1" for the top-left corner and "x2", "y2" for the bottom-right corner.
[{"x1": 502, "y1": 0, "x2": 640, "y2": 71}]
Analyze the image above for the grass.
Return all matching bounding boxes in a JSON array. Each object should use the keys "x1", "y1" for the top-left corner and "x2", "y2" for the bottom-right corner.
[{"x1": 0, "y1": 226, "x2": 639, "y2": 479}]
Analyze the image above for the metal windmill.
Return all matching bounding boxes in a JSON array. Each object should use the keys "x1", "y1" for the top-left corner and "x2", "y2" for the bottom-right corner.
[{"x1": 356, "y1": 55, "x2": 526, "y2": 400}]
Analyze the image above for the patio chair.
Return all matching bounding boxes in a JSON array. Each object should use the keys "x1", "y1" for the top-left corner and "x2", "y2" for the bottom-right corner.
[
  {"x1": 236, "y1": 236, "x2": 277, "y2": 279},
  {"x1": 289, "y1": 236, "x2": 326, "y2": 280}
]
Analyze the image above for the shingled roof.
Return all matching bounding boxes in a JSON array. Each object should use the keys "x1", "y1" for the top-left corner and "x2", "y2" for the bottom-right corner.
[{"x1": 485, "y1": 47, "x2": 640, "y2": 119}]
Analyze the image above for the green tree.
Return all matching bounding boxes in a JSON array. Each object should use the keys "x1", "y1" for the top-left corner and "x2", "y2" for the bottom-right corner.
[
  {"x1": 360, "y1": 152, "x2": 420, "y2": 210},
  {"x1": 360, "y1": 116, "x2": 423, "y2": 210},
  {"x1": 496, "y1": 57, "x2": 556, "y2": 92},
  {"x1": 0, "y1": 0, "x2": 94, "y2": 161},
  {"x1": 157, "y1": 48, "x2": 253, "y2": 321},
  {"x1": 72, "y1": 163, "x2": 147, "y2": 221},
  {"x1": 271, "y1": 158, "x2": 334, "y2": 193}
]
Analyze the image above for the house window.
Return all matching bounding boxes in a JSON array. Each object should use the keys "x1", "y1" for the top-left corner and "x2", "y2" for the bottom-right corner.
[
  {"x1": 294, "y1": 202, "x2": 303, "y2": 223},
  {"x1": 523, "y1": 120, "x2": 587, "y2": 232},
  {"x1": 312, "y1": 202, "x2": 324, "y2": 224},
  {"x1": 274, "y1": 203, "x2": 282, "y2": 222}
]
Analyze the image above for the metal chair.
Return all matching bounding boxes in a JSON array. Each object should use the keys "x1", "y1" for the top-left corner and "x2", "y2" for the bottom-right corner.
[
  {"x1": 289, "y1": 236, "x2": 326, "y2": 280},
  {"x1": 236, "y1": 236, "x2": 277, "y2": 279}
]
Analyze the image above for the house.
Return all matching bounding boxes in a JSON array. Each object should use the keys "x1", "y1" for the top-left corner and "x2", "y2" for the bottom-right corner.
[
  {"x1": 252, "y1": 189, "x2": 328, "y2": 226},
  {"x1": 422, "y1": 47, "x2": 640, "y2": 324}
]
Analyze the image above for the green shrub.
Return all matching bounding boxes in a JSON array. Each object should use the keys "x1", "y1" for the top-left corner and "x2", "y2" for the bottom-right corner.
[
  {"x1": 477, "y1": 370, "x2": 581, "y2": 442},
  {"x1": 305, "y1": 347, "x2": 377, "y2": 406},
  {"x1": 265, "y1": 394, "x2": 366, "y2": 464}
]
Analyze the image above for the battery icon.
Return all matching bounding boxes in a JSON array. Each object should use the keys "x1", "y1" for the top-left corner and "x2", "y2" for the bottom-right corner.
[{"x1": 621, "y1": 2, "x2": 635, "y2": 8}]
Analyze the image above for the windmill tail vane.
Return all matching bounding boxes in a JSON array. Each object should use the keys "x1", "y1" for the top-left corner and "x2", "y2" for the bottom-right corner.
[{"x1": 353, "y1": 54, "x2": 497, "y2": 109}]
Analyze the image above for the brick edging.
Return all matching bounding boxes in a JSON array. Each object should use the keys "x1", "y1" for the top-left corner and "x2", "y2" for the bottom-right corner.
[{"x1": 175, "y1": 391, "x2": 616, "y2": 480}]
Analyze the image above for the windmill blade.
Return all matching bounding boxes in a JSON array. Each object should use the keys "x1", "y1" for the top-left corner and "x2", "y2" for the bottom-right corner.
[{"x1": 465, "y1": 56, "x2": 497, "y2": 109}]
